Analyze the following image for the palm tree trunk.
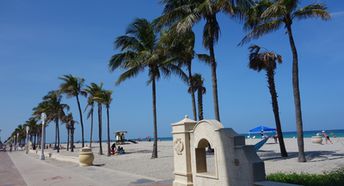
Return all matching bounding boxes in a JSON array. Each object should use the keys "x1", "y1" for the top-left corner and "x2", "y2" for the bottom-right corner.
[
  {"x1": 286, "y1": 22, "x2": 306, "y2": 162},
  {"x1": 106, "y1": 105, "x2": 111, "y2": 156},
  {"x1": 67, "y1": 128, "x2": 70, "y2": 151},
  {"x1": 54, "y1": 124, "x2": 57, "y2": 149},
  {"x1": 267, "y1": 70, "x2": 288, "y2": 157},
  {"x1": 208, "y1": 16, "x2": 220, "y2": 121},
  {"x1": 98, "y1": 103, "x2": 103, "y2": 155},
  {"x1": 197, "y1": 89, "x2": 204, "y2": 121},
  {"x1": 90, "y1": 108, "x2": 94, "y2": 148},
  {"x1": 71, "y1": 126, "x2": 74, "y2": 152},
  {"x1": 37, "y1": 133, "x2": 41, "y2": 149},
  {"x1": 56, "y1": 119, "x2": 60, "y2": 153},
  {"x1": 33, "y1": 134, "x2": 36, "y2": 150},
  {"x1": 151, "y1": 78, "x2": 158, "y2": 159},
  {"x1": 187, "y1": 62, "x2": 197, "y2": 121},
  {"x1": 76, "y1": 95, "x2": 85, "y2": 147}
]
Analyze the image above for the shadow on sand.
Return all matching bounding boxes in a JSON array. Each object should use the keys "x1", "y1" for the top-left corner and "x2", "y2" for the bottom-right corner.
[
  {"x1": 128, "y1": 179, "x2": 173, "y2": 186},
  {"x1": 258, "y1": 150, "x2": 344, "y2": 162}
]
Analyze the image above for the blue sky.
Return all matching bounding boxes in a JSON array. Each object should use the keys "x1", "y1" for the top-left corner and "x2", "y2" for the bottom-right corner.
[{"x1": 0, "y1": 0, "x2": 343, "y2": 143}]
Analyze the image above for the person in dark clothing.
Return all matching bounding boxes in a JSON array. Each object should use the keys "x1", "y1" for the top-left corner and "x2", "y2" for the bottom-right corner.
[{"x1": 111, "y1": 143, "x2": 116, "y2": 155}]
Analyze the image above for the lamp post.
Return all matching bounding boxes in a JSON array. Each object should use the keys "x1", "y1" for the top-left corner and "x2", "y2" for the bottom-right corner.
[
  {"x1": 40, "y1": 112, "x2": 47, "y2": 160},
  {"x1": 13, "y1": 135, "x2": 15, "y2": 151},
  {"x1": 26, "y1": 126, "x2": 30, "y2": 154},
  {"x1": 16, "y1": 133, "x2": 19, "y2": 151}
]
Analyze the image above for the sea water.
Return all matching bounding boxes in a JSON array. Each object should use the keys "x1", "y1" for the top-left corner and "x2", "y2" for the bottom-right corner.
[{"x1": 156, "y1": 129, "x2": 344, "y2": 141}]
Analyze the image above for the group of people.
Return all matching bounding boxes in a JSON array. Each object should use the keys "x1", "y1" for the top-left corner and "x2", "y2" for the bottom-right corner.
[
  {"x1": 259, "y1": 130, "x2": 334, "y2": 144},
  {"x1": 111, "y1": 143, "x2": 125, "y2": 155}
]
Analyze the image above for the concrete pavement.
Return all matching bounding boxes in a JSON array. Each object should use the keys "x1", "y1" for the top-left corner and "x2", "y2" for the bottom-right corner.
[
  {"x1": 0, "y1": 152, "x2": 26, "y2": 186},
  {"x1": 3, "y1": 151, "x2": 171, "y2": 186}
]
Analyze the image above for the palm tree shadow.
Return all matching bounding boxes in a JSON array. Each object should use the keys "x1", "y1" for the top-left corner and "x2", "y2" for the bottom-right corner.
[
  {"x1": 259, "y1": 151, "x2": 298, "y2": 161},
  {"x1": 92, "y1": 163, "x2": 105, "y2": 167},
  {"x1": 124, "y1": 150, "x2": 152, "y2": 155},
  {"x1": 305, "y1": 151, "x2": 344, "y2": 162},
  {"x1": 258, "y1": 150, "x2": 344, "y2": 162}
]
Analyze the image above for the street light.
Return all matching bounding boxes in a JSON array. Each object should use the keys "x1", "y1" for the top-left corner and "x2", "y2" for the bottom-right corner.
[
  {"x1": 13, "y1": 135, "x2": 15, "y2": 151},
  {"x1": 16, "y1": 133, "x2": 19, "y2": 151},
  {"x1": 40, "y1": 112, "x2": 47, "y2": 160},
  {"x1": 26, "y1": 126, "x2": 30, "y2": 154}
]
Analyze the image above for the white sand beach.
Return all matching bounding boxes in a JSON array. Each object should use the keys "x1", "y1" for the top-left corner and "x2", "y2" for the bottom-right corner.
[{"x1": 31, "y1": 137, "x2": 344, "y2": 181}]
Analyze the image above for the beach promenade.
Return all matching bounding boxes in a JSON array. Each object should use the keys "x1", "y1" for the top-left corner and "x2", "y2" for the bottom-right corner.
[
  {"x1": 0, "y1": 152, "x2": 26, "y2": 186},
  {"x1": 2, "y1": 138, "x2": 344, "y2": 186},
  {"x1": 1, "y1": 151, "x2": 171, "y2": 186}
]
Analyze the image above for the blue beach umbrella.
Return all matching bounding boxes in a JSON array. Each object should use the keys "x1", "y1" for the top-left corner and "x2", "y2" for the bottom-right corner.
[{"x1": 249, "y1": 125, "x2": 276, "y2": 133}]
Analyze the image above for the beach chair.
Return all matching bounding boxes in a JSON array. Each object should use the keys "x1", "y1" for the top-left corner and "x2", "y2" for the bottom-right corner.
[{"x1": 254, "y1": 136, "x2": 270, "y2": 151}]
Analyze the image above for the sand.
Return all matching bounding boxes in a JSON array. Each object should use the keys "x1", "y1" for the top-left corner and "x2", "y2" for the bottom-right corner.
[{"x1": 33, "y1": 137, "x2": 344, "y2": 181}]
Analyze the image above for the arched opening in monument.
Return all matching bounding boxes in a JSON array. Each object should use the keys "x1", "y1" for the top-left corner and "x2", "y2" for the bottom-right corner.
[{"x1": 195, "y1": 138, "x2": 216, "y2": 175}]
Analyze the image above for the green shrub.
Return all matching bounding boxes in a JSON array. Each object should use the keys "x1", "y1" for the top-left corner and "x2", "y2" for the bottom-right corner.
[{"x1": 267, "y1": 168, "x2": 344, "y2": 186}]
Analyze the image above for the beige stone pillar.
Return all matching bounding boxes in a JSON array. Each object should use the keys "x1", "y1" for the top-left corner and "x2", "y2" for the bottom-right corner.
[{"x1": 171, "y1": 115, "x2": 196, "y2": 186}]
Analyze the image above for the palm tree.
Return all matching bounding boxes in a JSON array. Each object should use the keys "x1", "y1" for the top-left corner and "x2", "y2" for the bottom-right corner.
[
  {"x1": 109, "y1": 18, "x2": 187, "y2": 158},
  {"x1": 85, "y1": 83, "x2": 104, "y2": 155},
  {"x1": 62, "y1": 113, "x2": 77, "y2": 152},
  {"x1": 94, "y1": 90, "x2": 113, "y2": 156},
  {"x1": 241, "y1": 0, "x2": 330, "y2": 162},
  {"x1": 248, "y1": 45, "x2": 287, "y2": 157},
  {"x1": 84, "y1": 83, "x2": 103, "y2": 148},
  {"x1": 65, "y1": 121, "x2": 70, "y2": 151},
  {"x1": 159, "y1": 0, "x2": 254, "y2": 121},
  {"x1": 26, "y1": 118, "x2": 38, "y2": 149},
  {"x1": 13, "y1": 125, "x2": 25, "y2": 148},
  {"x1": 59, "y1": 74, "x2": 87, "y2": 147},
  {"x1": 159, "y1": 30, "x2": 198, "y2": 120},
  {"x1": 33, "y1": 91, "x2": 69, "y2": 153},
  {"x1": 189, "y1": 73, "x2": 206, "y2": 120}
]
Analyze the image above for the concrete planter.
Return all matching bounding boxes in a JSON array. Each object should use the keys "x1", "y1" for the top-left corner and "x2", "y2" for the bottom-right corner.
[
  {"x1": 311, "y1": 136, "x2": 323, "y2": 144},
  {"x1": 79, "y1": 147, "x2": 94, "y2": 167}
]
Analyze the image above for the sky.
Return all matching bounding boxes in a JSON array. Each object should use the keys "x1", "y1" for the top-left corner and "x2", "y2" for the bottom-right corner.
[{"x1": 0, "y1": 0, "x2": 343, "y2": 143}]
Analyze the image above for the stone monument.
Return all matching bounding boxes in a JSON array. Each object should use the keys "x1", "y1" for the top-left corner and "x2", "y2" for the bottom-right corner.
[{"x1": 171, "y1": 116, "x2": 265, "y2": 186}]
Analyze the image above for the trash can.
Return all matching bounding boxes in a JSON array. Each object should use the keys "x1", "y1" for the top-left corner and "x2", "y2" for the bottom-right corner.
[{"x1": 79, "y1": 147, "x2": 94, "y2": 167}]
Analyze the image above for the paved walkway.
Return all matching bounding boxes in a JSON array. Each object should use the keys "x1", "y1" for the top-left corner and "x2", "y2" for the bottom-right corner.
[
  {"x1": 0, "y1": 152, "x2": 27, "y2": 186},
  {"x1": 4, "y1": 151, "x2": 171, "y2": 186}
]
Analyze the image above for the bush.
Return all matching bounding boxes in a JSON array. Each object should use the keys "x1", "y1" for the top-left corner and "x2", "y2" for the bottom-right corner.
[{"x1": 267, "y1": 168, "x2": 344, "y2": 186}]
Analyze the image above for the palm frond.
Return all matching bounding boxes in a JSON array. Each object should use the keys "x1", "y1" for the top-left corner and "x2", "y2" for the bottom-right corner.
[
  {"x1": 202, "y1": 14, "x2": 220, "y2": 49},
  {"x1": 116, "y1": 66, "x2": 143, "y2": 85},
  {"x1": 293, "y1": 4, "x2": 330, "y2": 21},
  {"x1": 176, "y1": 12, "x2": 201, "y2": 33},
  {"x1": 239, "y1": 18, "x2": 283, "y2": 45},
  {"x1": 115, "y1": 36, "x2": 143, "y2": 51},
  {"x1": 196, "y1": 53, "x2": 211, "y2": 65},
  {"x1": 261, "y1": 2, "x2": 287, "y2": 19}
]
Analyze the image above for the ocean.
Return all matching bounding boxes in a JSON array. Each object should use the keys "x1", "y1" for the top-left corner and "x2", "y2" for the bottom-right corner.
[{"x1": 155, "y1": 129, "x2": 344, "y2": 141}]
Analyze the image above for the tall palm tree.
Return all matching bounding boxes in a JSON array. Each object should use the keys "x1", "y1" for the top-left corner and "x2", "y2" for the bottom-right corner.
[
  {"x1": 241, "y1": 0, "x2": 330, "y2": 162},
  {"x1": 62, "y1": 113, "x2": 77, "y2": 152},
  {"x1": 13, "y1": 125, "x2": 25, "y2": 147},
  {"x1": 85, "y1": 83, "x2": 104, "y2": 155},
  {"x1": 84, "y1": 83, "x2": 103, "y2": 148},
  {"x1": 59, "y1": 74, "x2": 87, "y2": 147},
  {"x1": 94, "y1": 90, "x2": 113, "y2": 156},
  {"x1": 33, "y1": 91, "x2": 69, "y2": 153},
  {"x1": 26, "y1": 118, "x2": 38, "y2": 149},
  {"x1": 159, "y1": 0, "x2": 254, "y2": 121},
  {"x1": 65, "y1": 121, "x2": 70, "y2": 151},
  {"x1": 189, "y1": 73, "x2": 206, "y2": 121},
  {"x1": 109, "y1": 18, "x2": 187, "y2": 158},
  {"x1": 248, "y1": 45, "x2": 287, "y2": 157},
  {"x1": 159, "y1": 30, "x2": 198, "y2": 120}
]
